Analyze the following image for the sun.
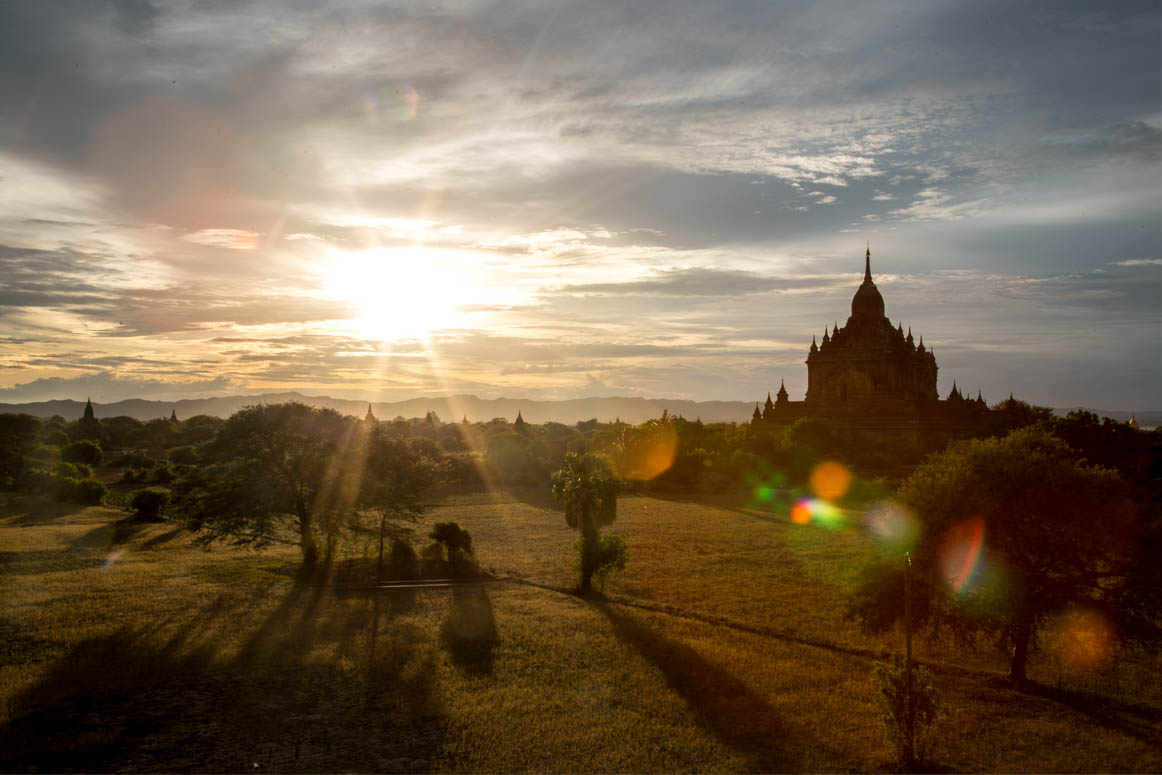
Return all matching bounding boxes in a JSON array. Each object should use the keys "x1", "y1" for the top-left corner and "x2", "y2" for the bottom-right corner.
[{"x1": 323, "y1": 246, "x2": 462, "y2": 340}]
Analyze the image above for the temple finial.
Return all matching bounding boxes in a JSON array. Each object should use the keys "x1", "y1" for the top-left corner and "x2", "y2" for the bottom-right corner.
[{"x1": 864, "y1": 244, "x2": 872, "y2": 283}]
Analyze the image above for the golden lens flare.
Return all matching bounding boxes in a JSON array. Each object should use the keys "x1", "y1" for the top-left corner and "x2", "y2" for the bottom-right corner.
[
  {"x1": 1052, "y1": 609, "x2": 1117, "y2": 672},
  {"x1": 809, "y1": 461, "x2": 852, "y2": 502}
]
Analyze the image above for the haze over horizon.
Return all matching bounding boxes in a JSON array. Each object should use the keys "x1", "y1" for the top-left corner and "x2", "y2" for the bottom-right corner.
[{"x1": 1, "y1": 1, "x2": 1159, "y2": 410}]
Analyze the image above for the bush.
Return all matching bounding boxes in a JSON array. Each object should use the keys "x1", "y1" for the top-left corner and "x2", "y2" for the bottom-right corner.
[
  {"x1": 166, "y1": 445, "x2": 198, "y2": 465},
  {"x1": 43, "y1": 429, "x2": 69, "y2": 447},
  {"x1": 593, "y1": 533, "x2": 629, "y2": 592},
  {"x1": 16, "y1": 467, "x2": 56, "y2": 494},
  {"x1": 57, "y1": 477, "x2": 107, "y2": 505},
  {"x1": 119, "y1": 468, "x2": 146, "y2": 484},
  {"x1": 384, "y1": 537, "x2": 419, "y2": 579},
  {"x1": 61, "y1": 439, "x2": 102, "y2": 467},
  {"x1": 426, "y1": 522, "x2": 477, "y2": 576},
  {"x1": 112, "y1": 450, "x2": 154, "y2": 469},
  {"x1": 129, "y1": 488, "x2": 170, "y2": 520},
  {"x1": 55, "y1": 461, "x2": 92, "y2": 480},
  {"x1": 873, "y1": 656, "x2": 941, "y2": 770},
  {"x1": 151, "y1": 463, "x2": 174, "y2": 483}
]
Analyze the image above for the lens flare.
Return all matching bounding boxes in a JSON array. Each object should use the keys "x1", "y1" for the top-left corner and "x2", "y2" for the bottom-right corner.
[
  {"x1": 791, "y1": 497, "x2": 847, "y2": 529},
  {"x1": 1051, "y1": 608, "x2": 1117, "y2": 672},
  {"x1": 810, "y1": 461, "x2": 852, "y2": 501},
  {"x1": 939, "y1": 517, "x2": 985, "y2": 596},
  {"x1": 791, "y1": 499, "x2": 812, "y2": 524},
  {"x1": 102, "y1": 548, "x2": 125, "y2": 572},
  {"x1": 619, "y1": 424, "x2": 678, "y2": 481},
  {"x1": 364, "y1": 84, "x2": 420, "y2": 123},
  {"x1": 863, "y1": 500, "x2": 921, "y2": 554}
]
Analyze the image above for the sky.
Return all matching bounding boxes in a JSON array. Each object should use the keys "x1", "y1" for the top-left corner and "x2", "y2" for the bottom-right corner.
[{"x1": 0, "y1": 0, "x2": 1159, "y2": 410}]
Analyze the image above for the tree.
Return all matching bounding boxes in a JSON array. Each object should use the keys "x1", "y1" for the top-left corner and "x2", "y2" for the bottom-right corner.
[
  {"x1": 848, "y1": 427, "x2": 1138, "y2": 685},
  {"x1": 357, "y1": 428, "x2": 443, "y2": 579},
  {"x1": 171, "y1": 403, "x2": 357, "y2": 566},
  {"x1": 129, "y1": 488, "x2": 170, "y2": 520},
  {"x1": 551, "y1": 452, "x2": 621, "y2": 592},
  {"x1": 0, "y1": 414, "x2": 42, "y2": 489},
  {"x1": 61, "y1": 439, "x2": 102, "y2": 467}
]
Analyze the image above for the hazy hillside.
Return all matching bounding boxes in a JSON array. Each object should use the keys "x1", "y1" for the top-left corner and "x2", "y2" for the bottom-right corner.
[
  {"x1": 1, "y1": 393, "x2": 1158, "y2": 428},
  {"x1": 0, "y1": 393, "x2": 757, "y2": 425}
]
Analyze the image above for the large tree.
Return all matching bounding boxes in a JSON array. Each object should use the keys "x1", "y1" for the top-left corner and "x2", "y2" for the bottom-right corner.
[
  {"x1": 848, "y1": 426, "x2": 1141, "y2": 684},
  {"x1": 0, "y1": 414, "x2": 42, "y2": 489},
  {"x1": 172, "y1": 403, "x2": 359, "y2": 566},
  {"x1": 551, "y1": 452, "x2": 620, "y2": 592},
  {"x1": 357, "y1": 428, "x2": 444, "y2": 578}
]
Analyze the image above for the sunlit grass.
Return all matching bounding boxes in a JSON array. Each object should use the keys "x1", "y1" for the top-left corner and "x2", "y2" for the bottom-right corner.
[{"x1": 1, "y1": 491, "x2": 1159, "y2": 772}]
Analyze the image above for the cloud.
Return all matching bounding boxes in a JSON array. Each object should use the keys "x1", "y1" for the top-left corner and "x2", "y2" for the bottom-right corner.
[
  {"x1": 0, "y1": 371, "x2": 239, "y2": 403},
  {"x1": 180, "y1": 229, "x2": 260, "y2": 250}
]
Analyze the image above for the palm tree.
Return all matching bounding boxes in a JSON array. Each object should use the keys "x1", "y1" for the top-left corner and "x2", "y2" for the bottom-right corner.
[{"x1": 550, "y1": 452, "x2": 620, "y2": 592}]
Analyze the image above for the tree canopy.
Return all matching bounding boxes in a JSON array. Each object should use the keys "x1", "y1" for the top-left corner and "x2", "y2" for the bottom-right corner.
[{"x1": 849, "y1": 426, "x2": 1142, "y2": 684}]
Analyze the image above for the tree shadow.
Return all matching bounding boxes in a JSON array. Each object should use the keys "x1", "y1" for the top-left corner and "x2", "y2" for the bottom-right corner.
[
  {"x1": 1025, "y1": 681, "x2": 1162, "y2": 748},
  {"x1": 440, "y1": 586, "x2": 499, "y2": 675},
  {"x1": 70, "y1": 518, "x2": 150, "y2": 550},
  {"x1": 593, "y1": 600, "x2": 839, "y2": 772},
  {"x1": 0, "y1": 497, "x2": 90, "y2": 527},
  {"x1": 0, "y1": 577, "x2": 449, "y2": 773},
  {"x1": 140, "y1": 524, "x2": 189, "y2": 549}
]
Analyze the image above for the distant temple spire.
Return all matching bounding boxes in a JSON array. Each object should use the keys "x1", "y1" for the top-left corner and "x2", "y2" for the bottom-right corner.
[
  {"x1": 864, "y1": 245, "x2": 872, "y2": 283},
  {"x1": 365, "y1": 403, "x2": 376, "y2": 422},
  {"x1": 83, "y1": 397, "x2": 95, "y2": 421},
  {"x1": 170, "y1": 409, "x2": 178, "y2": 423}
]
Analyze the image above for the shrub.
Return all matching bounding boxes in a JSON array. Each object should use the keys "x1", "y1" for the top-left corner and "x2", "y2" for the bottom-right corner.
[
  {"x1": 112, "y1": 450, "x2": 154, "y2": 469},
  {"x1": 873, "y1": 656, "x2": 941, "y2": 770},
  {"x1": 129, "y1": 488, "x2": 170, "y2": 520},
  {"x1": 119, "y1": 468, "x2": 145, "y2": 484},
  {"x1": 55, "y1": 461, "x2": 92, "y2": 480},
  {"x1": 166, "y1": 445, "x2": 198, "y2": 465},
  {"x1": 61, "y1": 439, "x2": 102, "y2": 467},
  {"x1": 426, "y1": 522, "x2": 477, "y2": 577},
  {"x1": 384, "y1": 537, "x2": 419, "y2": 580},
  {"x1": 43, "y1": 429, "x2": 69, "y2": 447},
  {"x1": 151, "y1": 463, "x2": 174, "y2": 483},
  {"x1": 16, "y1": 467, "x2": 56, "y2": 494},
  {"x1": 593, "y1": 533, "x2": 629, "y2": 593},
  {"x1": 57, "y1": 477, "x2": 107, "y2": 505}
]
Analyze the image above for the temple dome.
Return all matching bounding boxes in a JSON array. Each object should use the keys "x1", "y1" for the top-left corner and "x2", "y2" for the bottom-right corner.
[{"x1": 851, "y1": 247, "x2": 885, "y2": 319}]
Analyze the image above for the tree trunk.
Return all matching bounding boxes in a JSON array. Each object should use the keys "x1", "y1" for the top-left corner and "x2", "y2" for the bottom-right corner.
[
  {"x1": 377, "y1": 517, "x2": 386, "y2": 581},
  {"x1": 579, "y1": 523, "x2": 599, "y2": 592},
  {"x1": 1008, "y1": 608, "x2": 1034, "y2": 685},
  {"x1": 298, "y1": 504, "x2": 318, "y2": 568}
]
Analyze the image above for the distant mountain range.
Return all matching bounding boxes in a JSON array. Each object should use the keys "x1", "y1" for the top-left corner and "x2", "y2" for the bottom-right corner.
[{"x1": 0, "y1": 392, "x2": 1158, "y2": 428}]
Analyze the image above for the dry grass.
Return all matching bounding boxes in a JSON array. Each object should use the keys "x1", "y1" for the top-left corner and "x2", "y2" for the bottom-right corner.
[{"x1": 1, "y1": 489, "x2": 1159, "y2": 772}]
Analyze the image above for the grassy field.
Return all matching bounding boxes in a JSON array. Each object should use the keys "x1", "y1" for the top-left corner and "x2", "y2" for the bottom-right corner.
[{"x1": 1, "y1": 489, "x2": 1160, "y2": 772}]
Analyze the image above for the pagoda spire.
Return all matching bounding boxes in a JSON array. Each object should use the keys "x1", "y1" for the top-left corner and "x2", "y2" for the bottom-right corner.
[
  {"x1": 864, "y1": 245, "x2": 872, "y2": 283},
  {"x1": 83, "y1": 397, "x2": 95, "y2": 420}
]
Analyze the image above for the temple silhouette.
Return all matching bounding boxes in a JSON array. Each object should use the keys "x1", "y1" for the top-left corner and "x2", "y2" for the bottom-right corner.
[{"x1": 754, "y1": 248, "x2": 990, "y2": 453}]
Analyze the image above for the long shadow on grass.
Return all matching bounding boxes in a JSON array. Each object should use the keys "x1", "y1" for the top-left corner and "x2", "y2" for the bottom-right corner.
[
  {"x1": 1025, "y1": 681, "x2": 1162, "y2": 748},
  {"x1": 0, "y1": 567, "x2": 448, "y2": 773},
  {"x1": 441, "y1": 586, "x2": 499, "y2": 675},
  {"x1": 594, "y1": 599, "x2": 835, "y2": 772}
]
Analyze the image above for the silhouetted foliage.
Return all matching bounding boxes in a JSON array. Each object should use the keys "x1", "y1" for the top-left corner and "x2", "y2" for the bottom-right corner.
[
  {"x1": 129, "y1": 488, "x2": 170, "y2": 521},
  {"x1": 874, "y1": 656, "x2": 941, "y2": 770},
  {"x1": 0, "y1": 414, "x2": 42, "y2": 489},
  {"x1": 171, "y1": 402, "x2": 357, "y2": 565},
  {"x1": 61, "y1": 439, "x2": 102, "y2": 467},
  {"x1": 427, "y1": 522, "x2": 477, "y2": 576},
  {"x1": 357, "y1": 428, "x2": 444, "y2": 579},
  {"x1": 848, "y1": 427, "x2": 1139, "y2": 685}
]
